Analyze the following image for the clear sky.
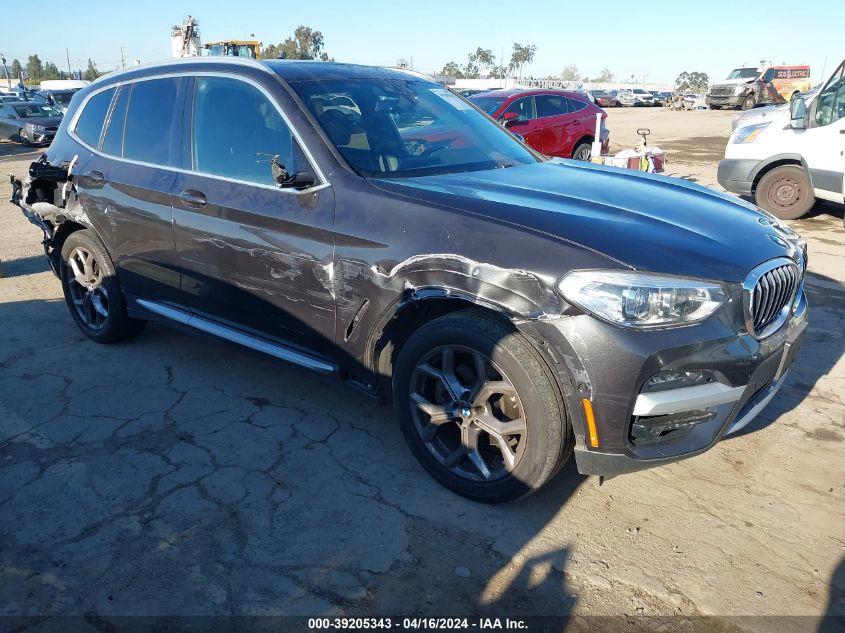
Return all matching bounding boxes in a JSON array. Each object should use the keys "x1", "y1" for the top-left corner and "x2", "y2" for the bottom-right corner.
[{"x1": 1, "y1": 0, "x2": 841, "y2": 85}]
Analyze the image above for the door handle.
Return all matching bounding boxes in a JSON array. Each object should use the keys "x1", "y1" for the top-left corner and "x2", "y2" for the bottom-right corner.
[
  {"x1": 83, "y1": 170, "x2": 104, "y2": 184},
  {"x1": 178, "y1": 189, "x2": 207, "y2": 207}
]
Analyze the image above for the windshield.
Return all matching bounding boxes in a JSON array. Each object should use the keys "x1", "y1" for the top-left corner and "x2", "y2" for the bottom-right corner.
[
  {"x1": 467, "y1": 94, "x2": 506, "y2": 116},
  {"x1": 51, "y1": 92, "x2": 75, "y2": 106},
  {"x1": 13, "y1": 104, "x2": 61, "y2": 118},
  {"x1": 727, "y1": 68, "x2": 760, "y2": 80},
  {"x1": 290, "y1": 78, "x2": 538, "y2": 179}
]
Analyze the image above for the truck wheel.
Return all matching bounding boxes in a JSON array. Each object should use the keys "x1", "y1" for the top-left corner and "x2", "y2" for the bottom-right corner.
[
  {"x1": 741, "y1": 94, "x2": 757, "y2": 110},
  {"x1": 755, "y1": 165, "x2": 815, "y2": 220},
  {"x1": 392, "y1": 310, "x2": 572, "y2": 503},
  {"x1": 60, "y1": 229, "x2": 147, "y2": 343}
]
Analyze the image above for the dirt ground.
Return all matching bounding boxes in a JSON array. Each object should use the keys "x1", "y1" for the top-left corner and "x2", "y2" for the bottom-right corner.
[{"x1": 0, "y1": 107, "x2": 843, "y2": 632}]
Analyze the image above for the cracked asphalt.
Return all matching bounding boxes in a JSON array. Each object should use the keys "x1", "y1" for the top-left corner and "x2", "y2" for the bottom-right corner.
[{"x1": 1, "y1": 110, "x2": 843, "y2": 633}]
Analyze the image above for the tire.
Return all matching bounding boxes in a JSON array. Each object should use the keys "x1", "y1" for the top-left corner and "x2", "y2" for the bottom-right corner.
[
  {"x1": 392, "y1": 310, "x2": 572, "y2": 503},
  {"x1": 709, "y1": 104, "x2": 721, "y2": 110},
  {"x1": 571, "y1": 141, "x2": 592, "y2": 162},
  {"x1": 60, "y1": 229, "x2": 146, "y2": 343},
  {"x1": 19, "y1": 128, "x2": 31, "y2": 147},
  {"x1": 741, "y1": 94, "x2": 756, "y2": 111},
  {"x1": 754, "y1": 165, "x2": 815, "y2": 220}
]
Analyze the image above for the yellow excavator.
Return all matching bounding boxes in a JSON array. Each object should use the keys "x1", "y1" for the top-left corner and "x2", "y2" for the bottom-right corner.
[{"x1": 203, "y1": 40, "x2": 262, "y2": 59}]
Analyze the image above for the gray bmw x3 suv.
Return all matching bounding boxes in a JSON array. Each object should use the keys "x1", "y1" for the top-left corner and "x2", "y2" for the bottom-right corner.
[{"x1": 12, "y1": 58, "x2": 808, "y2": 502}]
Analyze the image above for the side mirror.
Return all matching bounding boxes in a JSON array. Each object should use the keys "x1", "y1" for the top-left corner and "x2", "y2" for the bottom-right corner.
[
  {"x1": 502, "y1": 111, "x2": 522, "y2": 127},
  {"x1": 789, "y1": 97, "x2": 806, "y2": 129}
]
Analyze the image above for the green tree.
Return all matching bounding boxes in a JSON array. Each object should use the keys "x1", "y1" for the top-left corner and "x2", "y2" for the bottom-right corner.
[
  {"x1": 27, "y1": 54, "x2": 43, "y2": 82},
  {"x1": 84, "y1": 59, "x2": 101, "y2": 81},
  {"x1": 11, "y1": 58, "x2": 21, "y2": 81},
  {"x1": 674, "y1": 70, "x2": 709, "y2": 93},
  {"x1": 277, "y1": 26, "x2": 332, "y2": 61},
  {"x1": 42, "y1": 61, "x2": 62, "y2": 80},
  {"x1": 260, "y1": 43, "x2": 280, "y2": 60},
  {"x1": 592, "y1": 67, "x2": 614, "y2": 83},
  {"x1": 509, "y1": 43, "x2": 536, "y2": 80},
  {"x1": 439, "y1": 61, "x2": 464, "y2": 79},
  {"x1": 560, "y1": 64, "x2": 579, "y2": 81}
]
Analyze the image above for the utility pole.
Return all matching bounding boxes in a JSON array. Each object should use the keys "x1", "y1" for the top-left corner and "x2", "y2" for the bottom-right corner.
[
  {"x1": 120, "y1": 46, "x2": 126, "y2": 70},
  {"x1": 0, "y1": 53, "x2": 10, "y2": 90}
]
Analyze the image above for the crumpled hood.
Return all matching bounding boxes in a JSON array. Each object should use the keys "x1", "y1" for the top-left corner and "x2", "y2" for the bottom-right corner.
[
  {"x1": 374, "y1": 160, "x2": 802, "y2": 282},
  {"x1": 712, "y1": 77, "x2": 757, "y2": 88}
]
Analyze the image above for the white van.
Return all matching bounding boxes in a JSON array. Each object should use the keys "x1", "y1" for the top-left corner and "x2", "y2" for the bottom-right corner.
[{"x1": 718, "y1": 58, "x2": 844, "y2": 219}]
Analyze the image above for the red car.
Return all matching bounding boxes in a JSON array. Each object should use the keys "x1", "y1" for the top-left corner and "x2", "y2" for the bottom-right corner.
[{"x1": 469, "y1": 89, "x2": 609, "y2": 161}]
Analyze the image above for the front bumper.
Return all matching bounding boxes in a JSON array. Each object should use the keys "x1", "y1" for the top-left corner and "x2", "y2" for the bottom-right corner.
[
  {"x1": 706, "y1": 94, "x2": 745, "y2": 108},
  {"x1": 26, "y1": 128, "x2": 56, "y2": 145},
  {"x1": 717, "y1": 158, "x2": 761, "y2": 196},
  {"x1": 520, "y1": 284, "x2": 808, "y2": 477}
]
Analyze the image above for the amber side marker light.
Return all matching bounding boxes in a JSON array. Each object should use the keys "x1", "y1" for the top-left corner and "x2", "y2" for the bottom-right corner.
[{"x1": 582, "y1": 399, "x2": 600, "y2": 448}]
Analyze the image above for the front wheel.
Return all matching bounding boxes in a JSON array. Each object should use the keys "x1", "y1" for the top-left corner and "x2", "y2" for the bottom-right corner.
[
  {"x1": 19, "y1": 128, "x2": 31, "y2": 147},
  {"x1": 741, "y1": 94, "x2": 757, "y2": 110},
  {"x1": 60, "y1": 229, "x2": 146, "y2": 343},
  {"x1": 755, "y1": 165, "x2": 815, "y2": 220},
  {"x1": 393, "y1": 310, "x2": 572, "y2": 503}
]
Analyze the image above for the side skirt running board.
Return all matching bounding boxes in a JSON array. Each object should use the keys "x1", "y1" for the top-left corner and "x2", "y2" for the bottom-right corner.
[{"x1": 136, "y1": 299, "x2": 337, "y2": 375}]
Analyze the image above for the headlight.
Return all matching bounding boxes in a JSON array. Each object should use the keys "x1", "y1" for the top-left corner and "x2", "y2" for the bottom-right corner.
[
  {"x1": 558, "y1": 271, "x2": 726, "y2": 328},
  {"x1": 732, "y1": 122, "x2": 770, "y2": 144},
  {"x1": 734, "y1": 85, "x2": 747, "y2": 95},
  {"x1": 25, "y1": 122, "x2": 44, "y2": 131}
]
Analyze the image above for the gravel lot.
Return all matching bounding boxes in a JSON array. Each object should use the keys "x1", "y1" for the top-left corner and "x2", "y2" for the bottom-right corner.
[{"x1": 0, "y1": 108, "x2": 843, "y2": 632}]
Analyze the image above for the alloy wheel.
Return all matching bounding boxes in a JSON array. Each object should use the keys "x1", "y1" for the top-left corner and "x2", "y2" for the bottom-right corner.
[
  {"x1": 409, "y1": 345, "x2": 527, "y2": 482},
  {"x1": 66, "y1": 246, "x2": 110, "y2": 330},
  {"x1": 573, "y1": 145, "x2": 592, "y2": 161}
]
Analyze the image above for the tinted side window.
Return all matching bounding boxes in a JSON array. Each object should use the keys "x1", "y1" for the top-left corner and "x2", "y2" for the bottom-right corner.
[
  {"x1": 101, "y1": 85, "x2": 129, "y2": 156},
  {"x1": 74, "y1": 88, "x2": 115, "y2": 148},
  {"x1": 123, "y1": 78, "x2": 180, "y2": 165},
  {"x1": 504, "y1": 97, "x2": 537, "y2": 120},
  {"x1": 192, "y1": 76, "x2": 299, "y2": 186},
  {"x1": 566, "y1": 97, "x2": 588, "y2": 113},
  {"x1": 536, "y1": 95, "x2": 569, "y2": 118}
]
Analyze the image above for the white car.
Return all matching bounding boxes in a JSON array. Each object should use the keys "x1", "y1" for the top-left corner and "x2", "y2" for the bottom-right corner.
[{"x1": 718, "y1": 59, "x2": 845, "y2": 219}]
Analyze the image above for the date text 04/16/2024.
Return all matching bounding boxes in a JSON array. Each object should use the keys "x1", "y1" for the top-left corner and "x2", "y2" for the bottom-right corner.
[{"x1": 307, "y1": 618, "x2": 528, "y2": 630}]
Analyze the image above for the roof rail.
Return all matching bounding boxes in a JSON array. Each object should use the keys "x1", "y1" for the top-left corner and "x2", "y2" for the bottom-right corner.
[{"x1": 91, "y1": 56, "x2": 272, "y2": 85}]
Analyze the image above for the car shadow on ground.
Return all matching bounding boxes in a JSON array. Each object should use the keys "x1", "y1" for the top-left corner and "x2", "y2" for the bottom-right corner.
[
  {"x1": 0, "y1": 288, "x2": 591, "y2": 626},
  {"x1": 0, "y1": 254, "x2": 49, "y2": 278},
  {"x1": 0, "y1": 140, "x2": 43, "y2": 159}
]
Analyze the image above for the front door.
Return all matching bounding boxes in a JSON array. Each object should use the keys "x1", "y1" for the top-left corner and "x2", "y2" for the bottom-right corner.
[
  {"x1": 801, "y1": 60, "x2": 845, "y2": 202},
  {"x1": 502, "y1": 97, "x2": 543, "y2": 150},
  {"x1": 172, "y1": 75, "x2": 336, "y2": 354}
]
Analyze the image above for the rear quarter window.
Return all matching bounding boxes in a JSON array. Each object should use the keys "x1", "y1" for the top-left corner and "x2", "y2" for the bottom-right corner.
[{"x1": 74, "y1": 88, "x2": 116, "y2": 148}]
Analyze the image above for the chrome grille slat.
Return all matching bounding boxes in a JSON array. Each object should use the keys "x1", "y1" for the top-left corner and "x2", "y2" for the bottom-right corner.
[{"x1": 744, "y1": 259, "x2": 801, "y2": 338}]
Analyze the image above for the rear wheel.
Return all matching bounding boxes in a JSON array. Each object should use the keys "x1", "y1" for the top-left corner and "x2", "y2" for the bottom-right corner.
[
  {"x1": 60, "y1": 230, "x2": 146, "y2": 343},
  {"x1": 393, "y1": 310, "x2": 572, "y2": 503},
  {"x1": 755, "y1": 165, "x2": 815, "y2": 220},
  {"x1": 572, "y1": 141, "x2": 592, "y2": 162}
]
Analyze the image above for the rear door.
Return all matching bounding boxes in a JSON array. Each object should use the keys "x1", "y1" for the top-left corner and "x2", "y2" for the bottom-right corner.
[
  {"x1": 71, "y1": 77, "x2": 185, "y2": 306},
  {"x1": 534, "y1": 94, "x2": 572, "y2": 156},
  {"x1": 171, "y1": 74, "x2": 336, "y2": 354}
]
